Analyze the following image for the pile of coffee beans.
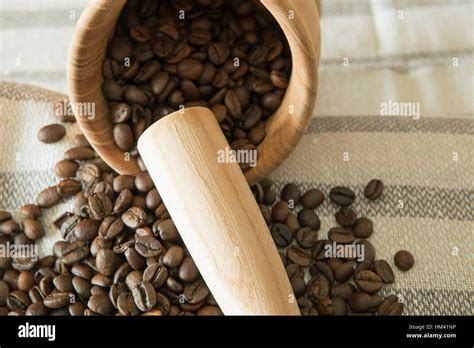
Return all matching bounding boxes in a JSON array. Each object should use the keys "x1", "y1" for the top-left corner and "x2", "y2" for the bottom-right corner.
[
  {"x1": 255, "y1": 180, "x2": 413, "y2": 315},
  {"x1": 1, "y1": 116, "x2": 415, "y2": 316},
  {"x1": 101, "y1": 0, "x2": 291, "y2": 168}
]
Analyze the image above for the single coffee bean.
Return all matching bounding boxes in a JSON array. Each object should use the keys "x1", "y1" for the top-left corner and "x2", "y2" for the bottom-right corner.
[
  {"x1": 98, "y1": 216, "x2": 124, "y2": 240},
  {"x1": 284, "y1": 213, "x2": 300, "y2": 232},
  {"x1": 53, "y1": 274, "x2": 74, "y2": 293},
  {"x1": 296, "y1": 227, "x2": 318, "y2": 248},
  {"x1": 364, "y1": 179, "x2": 384, "y2": 200},
  {"x1": 110, "y1": 103, "x2": 132, "y2": 123},
  {"x1": 208, "y1": 42, "x2": 230, "y2": 65},
  {"x1": 330, "y1": 283, "x2": 356, "y2": 300},
  {"x1": 297, "y1": 209, "x2": 320, "y2": 230},
  {"x1": 21, "y1": 218, "x2": 45, "y2": 240},
  {"x1": 281, "y1": 183, "x2": 301, "y2": 204},
  {"x1": 0, "y1": 281, "x2": 9, "y2": 306},
  {"x1": 57, "y1": 179, "x2": 82, "y2": 197},
  {"x1": 261, "y1": 92, "x2": 281, "y2": 111},
  {"x1": 183, "y1": 280, "x2": 209, "y2": 305},
  {"x1": 88, "y1": 294, "x2": 114, "y2": 315},
  {"x1": 36, "y1": 186, "x2": 62, "y2": 208},
  {"x1": 74, "y1": 219, "x2": 100, "y2": 241},
  {"x1": 306, "y1": 273, "x2": 329, "y2": 302},
  {"x1": 224, "y1": 90, "x2": 242, "y2": 119},
  {"x1": 334, "y1": 261, "x2": 355, "y2": 283},
  {"x1": 394, "y1": 250, "x2": 414, "y2": 271},
  {"x1": 177, "y1": 58, "x2": 203, "y2": 80},
  {"x1": 96, "y1": 249, "x2": 117, "y2": 276},
  {"x1": 0, "y1": 211, "x2": 12, "y2": 222},
  {"x1": 353, "y1": 217, "x2": 373, "y2": 238},
  {"x1": 378, "y1": 295, "x2": 404, "y2": 315},
  {"x1": 356, "y1": 240, "x2": 376, "y2": 263},
  {"x1": 69, "y1": 302, "x2": 86, "y2": 316},
  {"x1": 0, "y1": 219, "x2": 20, "y2": 235},
  {"x1": 270, "y1": 223, "x2": 293, "y2": 247},
  {"x1": 122, "y1": 207, "x2": 147, "y2": 229},
  {"x1": 311, "y1": 262, "x2": 334, "y2": 284},
  {"x1": 335, "y1": 207, "x2": 358, "y2": 227},
  {"x1": 353, "y1": 270, "x2": 383, "y2": 293},
  {"x1": 37, "y1": 124, "x2": 66, "y2": 144},
  {"x1": 373, "y1": 260, "x2": 395, "y2": 284},
  {"x1": 286, "y1": 245, "x2": 311, "y2": 267},
  {"x1": 17, "y1": 272, "x2": 35, "y2": 292},
  {"x1": 155, "y1": 219, "x2": 179, "y2": 242},
  {"x1": 132, "y1": 281, "x2": 156, "y2": 311},
  {"x1": 113, "y1": 123, "x2": 134, "y2": 151},
  {"x1": 76, "y1": 163, "x2": 101, "y2": 183},
  {"x1": 162, "y1": 246, "x2": 184, "y2": 268},
  {"x1": 178, "y1": 257, "x2": 199, "y2": 283},
  {"x1": 143, "y1": 263, "x2": 168, "y2": 288},
  {"x1": 64, "y1": 146, "x2": 95, "y2": 161},
  {"x1": 300, "y1": 189, "x2": 324, "y2": 209},
  {"x1": 117, "y1": 292, "x2": 140, "y2": 315},
  {"x1": 271, "y1": 201, "x2": 289, "y2": 223},
  {"x1": 329, "y1": 187, "x2": 355, "y2": 206},
  {"x1": 135, "y1": 235, "x2": 164, "y2": 258},
  {"x1": 43, "y1": 292, "x2": 71, "y2": 309},
  {"x1": 347, "y1": 292, "x2": 372, "y2": 312},
  {"x1": 135, "y1": 172, "x2": 153, "y2": 192},
  {"x1": 55, "y1": 160, "x2": 79, "y2": 179},
  {"x1": 26, "y1": 302, "x2": 48, "y2": 316},
  {"x1": 328, "y1": 227, "x2": 355, "y2": 244},
  {"x1": 59, "y1": 241, "x2": 89, "y2": 265}
]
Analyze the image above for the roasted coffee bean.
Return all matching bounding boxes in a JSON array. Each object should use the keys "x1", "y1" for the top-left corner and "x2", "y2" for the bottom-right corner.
[
  {"x1": 329, "y1": 187, "x2": 355, "y2": 206},
  {"x1": 57, "y1": 241, "x2": 89, "y2": 265},
  {"x1": 154, "y1": 219, "x2": 179, "y2": 242},
  {"x1": 177, "y1": 58, "x2": 203, "y2": 80},
  {"x1": 178, "y1": 257, "x2": 199, "y2": 283},
  {"x1": 311, "y1": 262, "x2": 334, "y2": 284},
  {"x1": 271, "y1": 201, "x2": 289, "y2": 223},
  {"x1": 183, "y1": 280, "x2": 209, "y2": 304},
  {"x1": 69, "y1": 302, "x2": 86, "y2": 316},
  {"x1": 0, "y1": 211, "x2": 12, "y2": 222},
  {"x1": 132, "y1": 281, "x2": 156, "y2": 311},
  {"x1": 356, "y1": 240, "x2": 376, "y2": 263},
  {"x1": 26, "y1": 302, "x2": 48, "y2": 316},
  {"x1": 270, "y1": 223, "x2": 293, "y2": 247},
  {"x1": 135, "y1": 235, "x2": 164, "y2": 258},
  {"x1": 224, "y1": 90, "x2": 242, "y2": 119},
  {"x1": 208, "y1": 42, "x2": 230, "y2": 65},
  {"x1": 135, "y1": 172, "x2": 153, "y2": 192},
  {"x1": 307, "y1": 273, "x2": 329, "y2": 302},
  {"x1": 334, "y1": 261, "x2": 355, "y2": 283},
  {"x1": 122, "y1": 207, "x2": 147, "y2": 229},
  {"x1": 0, "y1": 281, "x2": 9, "y2": 306},
  {"x1": 74, "y1": 219, "x2": 100, "y2": 241},
  {"x1": 330, "y1": 283, "x2": 356, "y2": 300},
  {"x1": 394, "y1": 250, "x2": 414, "y2": 271},
  {"x1": 96, "y1": 249, "x2": 117, "y2": 276},
  {"x1": 347, "y1": 292, "x2": 372, "y2": 312},
  {"x1": 110, "y1": 103, "x2": 132, "y2": 123},
  {"x1": 353, "y1": 217, "x2": 373, "y2": 238},
  {"x1": 284, "y1": 213, "x2": 300, "y2": 232},
  {"x1": 286, "y1": 245, "x2": 311, "y2": 267},
  {"x1": 88, "y1": 294, "x2": 114, "y2": 315},
  {"x1": 143, "y1": 263, "x2": 168, "y2": 288},
  {"x1": 378, "y1": 295, "x2": 404, "y2": 315},
  {"x1": 281, "y1": 183, "x2": 301, "y2": 204},
  {"x1": 36, "y1": 186, "x2": 62, "y2": 208},
  {"x1": 162, "y1": 246, "x2": 185, "y2": 268},
  {"x1": 300, "y1": 189, "x2": 324, "y2": 209},
  {"x1": 296, "y1": 227, "x2": 318, "y2": 248},
  {"x1": 43, "y1": 292, "x2": 71, "y2": 309},
  {"x1": 113, "y1": 175, "x2": 136, "y2": 192},
  {"x1": 335, "y1": 207, "x2": 358, "y2": 227},
  {"x1": 353, "y1": 270, "x2": 383, "y2": 293},
  {"x1": 113, "y1": 124, "x2": 134, "y2": 151},
  {"x1": 53, "y1": 274, "x2": 74, "y2": 293},
  {"x1": 117, "y1": 292, "x2": 140, "y2": 315},
  {"x1": 364, "y1": 179, "x2": 384, "y2": 200},
  {"x1": 57, "y1": 179, "x2": 82, "y2": 197},
  {"x1": 328, "y1": 227, "x2": 355, "y2": 244},
  {"x1": 21, "y1": 218, "x2": 45, "y2": 240},
  {"x1": 64, "y1": 147, "x2": 95, "y2": 161},
  {"x1": 373, "y1": 260, "x2": 395, "y2": 283},
  {"x1": 98, "y1": 216, "x2": 124, "y2": 240},
  {"x1": 37, "y1": 124, "x2": 66, "y2": 144},
  {"x1": 297, "y1": 209, "x2": 320, "y2": 230},
  {"x1": 17, "y1": 272, "x2": 35, "y2": 292},
  {"x1": 76, "y1": 163, "x2": 101, "y2": 183},
  {"x1": 55, "y1": 160, "x2": 79, "y2": 179}
]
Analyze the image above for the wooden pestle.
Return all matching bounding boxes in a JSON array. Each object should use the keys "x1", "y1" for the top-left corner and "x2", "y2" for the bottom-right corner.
[{"x1": 137, "y1": 107, "x2": 300, "y2": 315}]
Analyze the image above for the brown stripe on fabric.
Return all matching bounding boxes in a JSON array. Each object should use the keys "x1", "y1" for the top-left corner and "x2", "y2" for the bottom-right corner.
[
  {"x1": 320, "y1": 48, "x2": 474, "y2": 71},
  {"x1": 271, "y1": 180, "x2": 473, "y2": 222},
  {"x1": 379, "y1": 288, "x2": 474, "y2": 315},
  {"x1": 321, "y1": 0, "x2": 473, "y2": 17},
  {"x1": 307, "y1": 116, "x2": 474, "y2": 135},
  {"x1": 0, "y1": 81, "x2": 66, "y2": 103}
]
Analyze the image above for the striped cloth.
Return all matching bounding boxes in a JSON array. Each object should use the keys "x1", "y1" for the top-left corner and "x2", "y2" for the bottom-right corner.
[{"x1": 0, "y1": 0, "x2": 473, "y2": 315}]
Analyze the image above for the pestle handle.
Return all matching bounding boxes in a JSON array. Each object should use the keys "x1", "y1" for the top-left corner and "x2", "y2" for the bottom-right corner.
[{"x1": 137, "y1": 107, "x2": 300, "y2": 315}]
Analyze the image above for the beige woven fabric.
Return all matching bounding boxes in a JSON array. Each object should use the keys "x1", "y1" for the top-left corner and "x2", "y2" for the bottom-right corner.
[{"x1": 0, "y1": 0, "x2": 473, "y2": 315}]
